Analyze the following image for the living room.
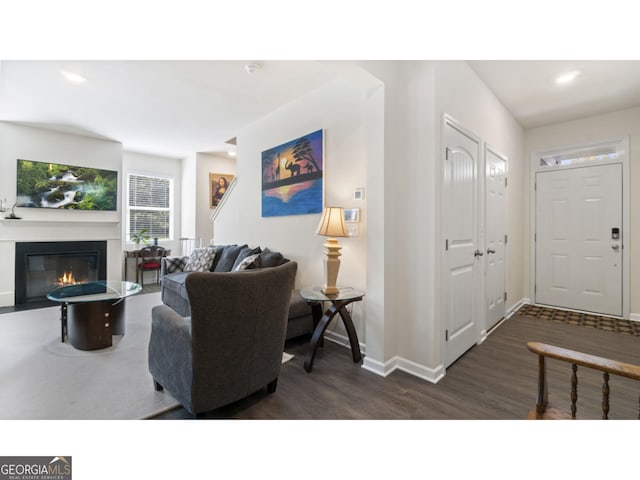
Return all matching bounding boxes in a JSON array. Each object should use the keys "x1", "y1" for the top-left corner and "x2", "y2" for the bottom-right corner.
[{"x1": 3, "y1": 3, "x2": 640, "y2": 479}]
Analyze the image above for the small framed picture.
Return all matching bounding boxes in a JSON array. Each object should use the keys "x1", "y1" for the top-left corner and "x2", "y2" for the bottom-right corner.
[
  {"x1": 344, "y1": 208, "x2": 360, "y2": 223},
  {"x1": 210, "y1": 173, "x2": 235, "y2": 208},
  {"x1": 354, "y1": 188, "x2": 365, "y2": 200}
]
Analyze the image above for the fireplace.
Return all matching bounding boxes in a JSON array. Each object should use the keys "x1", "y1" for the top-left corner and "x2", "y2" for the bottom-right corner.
[{"x1": 15, "y1": 241, "x2": 107, "y2": 306}]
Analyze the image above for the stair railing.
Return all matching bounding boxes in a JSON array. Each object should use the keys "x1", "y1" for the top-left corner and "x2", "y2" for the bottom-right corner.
[{"x1": 527, "y1": 341, "x2": 640, "y2": 419}]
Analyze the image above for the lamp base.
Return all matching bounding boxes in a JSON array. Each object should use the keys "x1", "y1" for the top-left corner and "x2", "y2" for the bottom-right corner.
[
  {"x1": 321, "y1": 285, "x2": 340, "y2": 295},
  {"x1": 322, "y1": 238, "x2": 342, "y2": 296}
]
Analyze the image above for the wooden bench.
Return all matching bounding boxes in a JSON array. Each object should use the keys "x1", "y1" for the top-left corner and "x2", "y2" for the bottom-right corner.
[{"x1": 527, "y1": 341, "x2": 640, "y2": 419}]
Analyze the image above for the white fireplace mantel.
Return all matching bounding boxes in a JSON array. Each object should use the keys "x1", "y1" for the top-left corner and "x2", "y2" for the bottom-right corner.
[{"x1": 0, "y1": 220, "x2": 123, "y2": 306}]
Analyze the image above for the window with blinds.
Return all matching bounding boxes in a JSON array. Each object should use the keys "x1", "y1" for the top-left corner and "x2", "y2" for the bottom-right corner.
[{"x1": 127, "y1": 173, "x2": 173, "y2": 241}]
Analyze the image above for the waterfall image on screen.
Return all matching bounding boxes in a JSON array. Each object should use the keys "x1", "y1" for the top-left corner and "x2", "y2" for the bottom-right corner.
[{"x1": 16, "y1": 159, "x2": 118, "y2": 211}]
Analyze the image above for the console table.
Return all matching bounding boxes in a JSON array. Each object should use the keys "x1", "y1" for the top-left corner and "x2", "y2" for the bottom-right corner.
[
  {"x1": 47, "y1": 281, "x2": 142, "y2": 350},
  {"x1": 299, "y1": 286, "x2": 365, "y2": 373},
  {"x1": 123, "y1": 247, "x2": 171, "y2": 283}
]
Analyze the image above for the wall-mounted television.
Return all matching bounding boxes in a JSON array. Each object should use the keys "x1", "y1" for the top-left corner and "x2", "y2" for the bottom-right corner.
[{"x1": 16, "y1": 159, "x2": 118, "y2": 211}]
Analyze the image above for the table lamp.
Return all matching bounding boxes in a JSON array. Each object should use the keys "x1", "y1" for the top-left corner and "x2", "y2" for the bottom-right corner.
[{"x1": 316, "y1": 206, "x2": 349, "y2": 295}]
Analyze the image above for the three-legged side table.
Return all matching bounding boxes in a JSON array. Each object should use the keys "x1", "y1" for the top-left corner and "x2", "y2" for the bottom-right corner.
[{"x1": 299, "y1": 286, "x2": 365, "y2": 373}]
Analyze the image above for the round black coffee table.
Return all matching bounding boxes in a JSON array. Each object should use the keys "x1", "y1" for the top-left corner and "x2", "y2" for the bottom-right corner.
[{"x1": 47, "y1": 281, "x2": 141, "y2": 350}]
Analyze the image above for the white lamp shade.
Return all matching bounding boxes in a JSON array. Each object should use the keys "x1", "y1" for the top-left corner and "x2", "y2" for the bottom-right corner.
[{"x1": 316, "y1": 207, "x2": 348, "y2": 238}]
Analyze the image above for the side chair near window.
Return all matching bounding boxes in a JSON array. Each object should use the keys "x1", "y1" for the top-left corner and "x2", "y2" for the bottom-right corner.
[
  {"x1": 148, "y1": 261, "x2": 297, "y2": 417},
  {"x1": 137, "y1": 246, "x2": 167, "y2": 286}
]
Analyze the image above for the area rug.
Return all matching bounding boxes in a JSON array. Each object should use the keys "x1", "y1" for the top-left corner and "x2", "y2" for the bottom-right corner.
[
  {"x1": 517, "y1": 304, "x2": 640, "y2": 337},
  {"x1": 0, "y1": 292, "x2": 180, "y2": 419}
]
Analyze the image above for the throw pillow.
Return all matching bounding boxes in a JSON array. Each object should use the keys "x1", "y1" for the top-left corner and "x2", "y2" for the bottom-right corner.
[
  {"x1": 231, "y1": 246, "x2": 262, "y2": 271},
  {"x1": 232, "y1": 253, "x2": 261, "y2": 271},
  {"x1": 207, "y1": 245, "x2": 224, "y2": 271},
  {"x1": 213, "y1": 244, "x2": 247, "y2": 272},
  {"x1": 163, "y1": 256, "x2": 187, "y2": 274},
  {"x1": 253, "y1": 247, "x2": 285, "y2": 268},
  {"x1": 184, "y1": 247, "x2": 216, "y2": 272}
]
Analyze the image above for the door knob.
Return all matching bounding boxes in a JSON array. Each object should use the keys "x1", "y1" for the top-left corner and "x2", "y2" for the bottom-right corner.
[
  {"x1": 487, "y1": 248, "x2": 496, "y2": 254},
  {"x1": 612, "y1": 244, "x2": 620, "y2": 250},
  {"x1": 474, "y1": 249, "x2": 484, "y2": 257}
]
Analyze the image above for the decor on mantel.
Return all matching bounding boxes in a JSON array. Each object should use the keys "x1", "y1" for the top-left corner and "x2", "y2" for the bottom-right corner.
[
  {"x1": 261, "y1": 129, "x2": 324, "y2": 217},
  {"x1": 316, "y1": 206, "x2": 349, "y2": 295},
  {"x1": 4, "y1": 203, "x2": 22, "y2": 220}
]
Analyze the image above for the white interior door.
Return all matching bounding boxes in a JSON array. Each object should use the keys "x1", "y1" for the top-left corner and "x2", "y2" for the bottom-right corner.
[
  {"x1": 443, "y1": 117, "x2": 481, "y2": 367},
  {"x1": 535, "y1": 163, "x2": 622, "y2": 316},
  {"x1": 485, "y1": 147, "x2": 506, "y2": 330}
]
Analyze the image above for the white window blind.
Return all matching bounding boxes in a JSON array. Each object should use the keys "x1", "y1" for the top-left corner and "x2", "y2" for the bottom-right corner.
[{"x1": 127, "y1": 174, "x2": 172, "y2": 241}]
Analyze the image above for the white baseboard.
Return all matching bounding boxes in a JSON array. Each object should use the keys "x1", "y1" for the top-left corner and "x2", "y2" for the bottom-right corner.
[
  {"x1": 0, "y1": 291, "x2": 14, "y2": 307},
  {"x1": 323, "y1": 330, "x2": 366, "y2": 355},
  {"x1": 326, "y1": 331, "x2": 445, "y2": 384},
  {"x1": 507, "y1": 297, "x2": 530, "y2": 319},
  {"x1": 361, "y1": 355, "x2": 444, "y2": 384},
  {"x1": 630, "y1": 313, "x2": 640, "y2": 322}
]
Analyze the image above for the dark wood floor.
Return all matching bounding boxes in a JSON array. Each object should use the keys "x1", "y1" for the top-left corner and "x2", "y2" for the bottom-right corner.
[{"x1": 151, "y1": 309, "x2": 640, "y2": 420}]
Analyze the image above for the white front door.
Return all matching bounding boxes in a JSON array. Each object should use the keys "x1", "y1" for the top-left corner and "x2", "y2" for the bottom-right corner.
[
  {"x1": 485, "y1": 146, "x2": 506, "y2": 330},
  {"x1": 535, "y1": 163, "x2": 622, "y2": 316},
  {"x1": 443, "y1": 116, "x2": 481, "y2": 367}
]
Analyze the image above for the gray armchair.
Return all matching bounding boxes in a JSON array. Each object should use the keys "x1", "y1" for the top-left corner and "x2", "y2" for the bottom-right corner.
[{"x1": 148, "y1": 261, "x2": 297, "y2": 416}]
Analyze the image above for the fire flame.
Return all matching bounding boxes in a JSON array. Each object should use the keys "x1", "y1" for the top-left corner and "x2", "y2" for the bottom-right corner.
[{"x1": 58, "y1": 271, "x2": 77, "y2": 285}]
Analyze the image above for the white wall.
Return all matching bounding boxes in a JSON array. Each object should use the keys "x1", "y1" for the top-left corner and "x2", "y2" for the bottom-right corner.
[
  {"x1": 215, "y1": 79, "x2": 369, "y2": 337},
  {"x1": 196, "y1": 152, "x2": 235, "y2": 245},
  {"x1": 122, "y1": 150, "x2": 182, "y2": 281},
  {"x1": 180, "y1": 153, "x2": 197, "y2": 242},
  {"x1": 523, "y1": 107, "x2": 640, "y2": 316},
  {"x1": 0, "y1": 122, "x2": 123, "y2": 306},
  {"x1": 434, "y1": 61, "x2": 525, "y2": 318}
]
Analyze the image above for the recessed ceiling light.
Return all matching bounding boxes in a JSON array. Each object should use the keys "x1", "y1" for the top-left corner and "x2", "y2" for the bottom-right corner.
[
  {"x1": 61, "y1": 70, "x2": 87, "y2": 84},
  {"x1": 245, "y1": 63, "x2": 261, "y2": 75},
  {"x1": 228, "y1": 150, "x2": 237, "y2": 157},
  {"x1": 555, "y1": 70, "x2": 580, "y2": 85}
]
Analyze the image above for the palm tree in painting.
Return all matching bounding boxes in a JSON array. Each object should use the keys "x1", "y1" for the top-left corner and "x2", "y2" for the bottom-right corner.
[
  {"x1": 262, "y1": 151, "x2": 277, "y2": 182},
  {"x1": 291, "y1": 136, "x2": 320, "y2": 172}
]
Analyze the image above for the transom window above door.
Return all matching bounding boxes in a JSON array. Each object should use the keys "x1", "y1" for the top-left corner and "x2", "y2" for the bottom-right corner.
[{"x1": 539, "y1": 143, "x2": 619, "y2": 168}]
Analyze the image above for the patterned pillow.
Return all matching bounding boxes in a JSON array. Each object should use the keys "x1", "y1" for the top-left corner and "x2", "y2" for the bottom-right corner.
[
  {"x1": 163, "y1": 256, "x2": 187, "y2": 274},
  {"x1": 184, "y1": 248, "x2": 216, "y2": 272},
  {"x1": 232, "y1": 253, "x2": 260, "y2": 271}
]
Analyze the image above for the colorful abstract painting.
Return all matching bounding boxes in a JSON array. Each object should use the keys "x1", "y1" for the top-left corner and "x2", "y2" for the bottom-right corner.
[{"x1": 261, "y1": 129, "x2": 323, "y2": 217}]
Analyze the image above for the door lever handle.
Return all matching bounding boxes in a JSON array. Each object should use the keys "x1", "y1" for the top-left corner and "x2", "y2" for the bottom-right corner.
[
  {"x1": 474, "y1": 249, "x2": 484, "y2": 257},
  {"x1": 487, "y1": 248, "x2": 496, "y2": 254},
  {"x1": 612, "y1": 244, "x2": 620, "y2": 250}
]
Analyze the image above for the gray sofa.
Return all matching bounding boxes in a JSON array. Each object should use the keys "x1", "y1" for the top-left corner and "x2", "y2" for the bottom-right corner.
[
  {"x1": 160, "y1": 244, "x2": 314, "y2": 340},
  {"x1": 149, "y1": 261, "x2": 297, "y2": 415}
]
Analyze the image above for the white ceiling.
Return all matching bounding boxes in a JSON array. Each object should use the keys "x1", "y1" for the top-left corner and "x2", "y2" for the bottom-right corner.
[
  {"x1": 468, "y1": 60, "x2": 640, "y2": 128},
  {"x1": 1, "y1": 60, "x2": 639, "y2": 159},
  {"x1": 0, "y1": 60, "x2": 368, "y2": 158}
]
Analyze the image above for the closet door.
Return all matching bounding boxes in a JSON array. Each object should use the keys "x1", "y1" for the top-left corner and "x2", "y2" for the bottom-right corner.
[
  {"x1": 442, "y1": 116, "x2": 482, "y2": 367},
  {"x1": 485, "y1": 146, "x2": 507, "y2": 330}
]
